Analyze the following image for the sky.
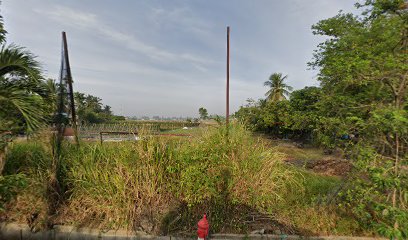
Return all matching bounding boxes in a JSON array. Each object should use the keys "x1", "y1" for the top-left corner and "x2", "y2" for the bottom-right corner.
[{"x1": 2, "y1": 0, "x2": 357, "y2": 117}]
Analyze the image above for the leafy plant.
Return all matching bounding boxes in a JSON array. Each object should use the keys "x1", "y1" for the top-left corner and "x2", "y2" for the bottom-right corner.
[{"x1": 0, "y1": 173, "x2": 28, "y2": 211}]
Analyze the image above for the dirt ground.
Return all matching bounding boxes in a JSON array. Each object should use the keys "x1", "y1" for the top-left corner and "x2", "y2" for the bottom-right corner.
[{"x1": 263, "y1": 138, "x2": 352, "y2": 177}]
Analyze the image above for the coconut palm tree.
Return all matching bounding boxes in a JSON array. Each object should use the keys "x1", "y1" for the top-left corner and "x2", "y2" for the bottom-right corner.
[
  {"x1": 0, "y1": 15, "x2": 47, "y2": 172},
  {"x1": 264, "y1": 73, "x2": 293, "y2": 102},
  {"x1": 0, "y1": 18, "x2": 46, "y2": 133}
]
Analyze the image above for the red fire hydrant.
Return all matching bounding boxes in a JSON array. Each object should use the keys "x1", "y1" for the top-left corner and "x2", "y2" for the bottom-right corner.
[{"x1": 197, "y1": 214, "x2": 209, "y2": 240}]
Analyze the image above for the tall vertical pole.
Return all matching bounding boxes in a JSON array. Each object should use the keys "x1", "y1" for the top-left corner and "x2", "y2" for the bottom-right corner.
[
  {"x1": 62, "y1": 31, "x2": 79, "y2": 145},
  {"x1": 226, "y1": 26, "x2": 230, "y2": 128}
]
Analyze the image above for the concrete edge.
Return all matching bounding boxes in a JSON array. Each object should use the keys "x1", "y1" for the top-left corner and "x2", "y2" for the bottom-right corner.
[{"x1": 0, "y1": 222, "x2": 386, "y2": 240}]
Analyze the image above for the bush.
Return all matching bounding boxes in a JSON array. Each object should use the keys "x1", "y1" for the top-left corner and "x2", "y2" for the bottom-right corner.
[
  {"x1": 176, "y1": 125, "x2": 300, "y2": 208},
  {"x1": 339, "y1": 146, "x2": 408, "y2": 239},
  {"x1": 0, "y1": 173, "x2": 28, "y2": 211}
]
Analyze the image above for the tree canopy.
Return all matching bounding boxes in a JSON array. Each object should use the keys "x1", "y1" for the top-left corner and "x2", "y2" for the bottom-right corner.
[{"x1": 74, "y1": 92, "x2": 123, "y2": 124}]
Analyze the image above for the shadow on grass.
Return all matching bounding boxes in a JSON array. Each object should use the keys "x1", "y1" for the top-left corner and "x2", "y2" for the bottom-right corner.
[{"x1": 159, "y1": 200, "x2": 317, "y2": 237}]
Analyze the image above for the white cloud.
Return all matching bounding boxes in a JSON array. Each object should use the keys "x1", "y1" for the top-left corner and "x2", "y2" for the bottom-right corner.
[
  {"x1": 34, "y1": 6, "x2": 218, "y2": 67},
  {"x1": 150, "y1": 6, "x2": 213, "y2": 36}
]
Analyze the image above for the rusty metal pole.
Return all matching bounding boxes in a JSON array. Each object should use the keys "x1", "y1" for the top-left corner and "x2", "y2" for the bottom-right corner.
[
  {"x1": 62, "y1": 32, "x2": 79, "y2": 145},
  {"x1": 226, "y1": 26, "x2": 230, "y2": 129}
]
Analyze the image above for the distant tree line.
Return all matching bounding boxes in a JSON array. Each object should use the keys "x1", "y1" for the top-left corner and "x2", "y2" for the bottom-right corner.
[{"x1": 74, "y1": 92, "x2": 125, "y2": 124}]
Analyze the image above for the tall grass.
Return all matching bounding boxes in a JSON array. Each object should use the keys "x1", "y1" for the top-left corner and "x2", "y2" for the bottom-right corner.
[
  {"x1": 2, "y1": 142, "x2": 50, "y2": 227},
  {"x1": 56, "y1": 124, "x2": 301, "y2": 231},
  {"x1": 2, "y1": 123, "x2": 365, "y2": 235},
  {"x1": 60, "y1": 138, "x2": 177, "y2": 229}
]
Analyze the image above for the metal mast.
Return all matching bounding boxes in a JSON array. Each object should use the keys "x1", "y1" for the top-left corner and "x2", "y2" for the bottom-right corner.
[{"x1": 61, "y1": 31, "x2": 79, "y2": 145}]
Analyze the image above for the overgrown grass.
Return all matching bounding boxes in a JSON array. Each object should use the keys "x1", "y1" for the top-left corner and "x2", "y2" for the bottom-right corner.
[
  {"x1": 270, "y1": 141, "x2": 326, "y2": 164},
  {"x1": 270, "y1": 170, "x2": 365, "y2": 236},
  {"x1": 1, "y1": 124, "x2": 371, "y2": 236},
  {"x1": 56, "y1": 125, "x2": 300, "y2": 232},
  {"x1": 2, "y1": 142, "x2": 50, "y2": 228}
]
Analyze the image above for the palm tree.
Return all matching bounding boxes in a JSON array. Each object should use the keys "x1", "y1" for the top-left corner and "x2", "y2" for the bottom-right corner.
[
  {"x1": 0, "y1": 15, "x2": 47, "y2": 172},
  {"x1": 0, "y1": 12, "x2": 47, "y2": 132},
  {"x1": 0, "y1": 46, "x2": 47, "y2": 132},
  {"x1": 264, "y1": 73, "x2": 293, "y2": 102}
]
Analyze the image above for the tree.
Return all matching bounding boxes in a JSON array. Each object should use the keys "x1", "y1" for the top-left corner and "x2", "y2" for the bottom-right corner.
[
  {"x1": 103, "y1": 105, "x2": 112, "y2": 115},
  {"x1": 264, "y1": 73, "x2": 293, "y2": 102},
  {"x1": 310, "y1": 0, "x2": 408, "y2": 237},
  {"x1": 235, "y1": 99, "x2": 265, "y2": 131},
  {"x1": 0, "y1": 14, "x2": 47, "y2": 134},
  {"x1": 0, "y1": 13, "x2": 47, "y2": 172},
  {"x1": 286, "y1": 87, "x2": 322, "y2": 140},
  {"x1": 74, "y1": 92, "x2": 119, "y2": 124},
  {"x1": 198, "y1": 107, "x2": 208, "y2": 120},
  {"x1": 0, "y1": 46, "x2": 47, "y2": 133},
  {"x1": 236, "y1": 2, "x2": 407, "y2": 235}
]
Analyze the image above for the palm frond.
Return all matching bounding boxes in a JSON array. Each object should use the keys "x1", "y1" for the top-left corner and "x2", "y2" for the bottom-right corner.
[
  {"x1": 0, "y1": 44, "x2": 46, "y2": 133},
  {"x1": 264, "y1": 80, "x2": 272, "y2": 87},
  {"x1": 0, "y1": 85, "x2": 46, "y2": 132},
  {"x1": 286, "y1": 85, "x2": 294, "y2": 91},
  {"x1": 0, "y1": 15, "x2": 7, "y2": 45},
  {"x1": 265, "y1": 89, "x2": 273, "y2": 97},
  {"x1": 0, "y1": 44, "x2": 42, "y2": 81},
  {"x1": 264, "y1": 72, "x2": 293, "y2": 102},
  {"x1": 282, "y1": 89, "x2": 291, "y2": 97}
]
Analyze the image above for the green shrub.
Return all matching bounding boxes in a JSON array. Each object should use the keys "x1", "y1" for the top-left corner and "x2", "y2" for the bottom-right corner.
[
  {"x1": 0, "y1": 173, "x2": 28, "y2": 211},
  {"x1": 339, "y1": 146, "x2": 408, "y2": 239}
]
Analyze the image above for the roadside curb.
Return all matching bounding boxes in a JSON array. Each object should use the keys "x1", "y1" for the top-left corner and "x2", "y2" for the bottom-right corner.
[{"x1": 0, "y1": 223, "x2": 386, "y2": 240}]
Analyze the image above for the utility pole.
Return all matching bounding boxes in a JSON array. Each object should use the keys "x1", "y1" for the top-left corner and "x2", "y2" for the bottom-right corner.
[{"x1": 226, "y1": 26, "x2": 230, "y2": 128}]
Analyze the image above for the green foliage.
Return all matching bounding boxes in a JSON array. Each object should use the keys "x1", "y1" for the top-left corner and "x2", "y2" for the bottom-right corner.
[
  {"x1": 339, "y1": 145, "x2": 408, "y2": 239},
  {"x1": 310, "y1": 1, "x2": 407, "y2": 108},
  {"x1": 0, "y1": 12, "x2": 50, "y2": 137},
  {"x1": 310, "y1": 1, "x2": 408, "y2": 237},
  {"x1": 236, "y1": 87, "x2": 322, "y2": 141},
  {"x1": 0, "y1": 45, "x2": 48, "y2": 134},
  {"x1": 175, "y1": 124, "x2": 299, "y2": 209},
  {"x1": 74, "y1": 92, "x2": 121, "y2": 124},
  {"x1": 0, "y1": 173, "x2": 28, "y2": 211},
  {"x1": 3, "y1": 124, "x2": 305, "y2": 233},
  {"x1": 0, "y1": 14, "x2": 7, "y2": 44},
  {"x1": 198, "y1": 107, "x2": 208, "y2": 120},
  {"x1": 3, "y1": 142, "x2": 51, "y2": 175},
  {"x1": 236, "y1": 1, "x2": 408, "y2": 237},
  {"x1": 235, "y1": 99, "x2": 266, "y2": 131}
]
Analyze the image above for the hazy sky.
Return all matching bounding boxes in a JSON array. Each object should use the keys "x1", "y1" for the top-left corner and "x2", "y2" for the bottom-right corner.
[{"x1": 2, "y1": 0, "x2": 357, "y2": 117}]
